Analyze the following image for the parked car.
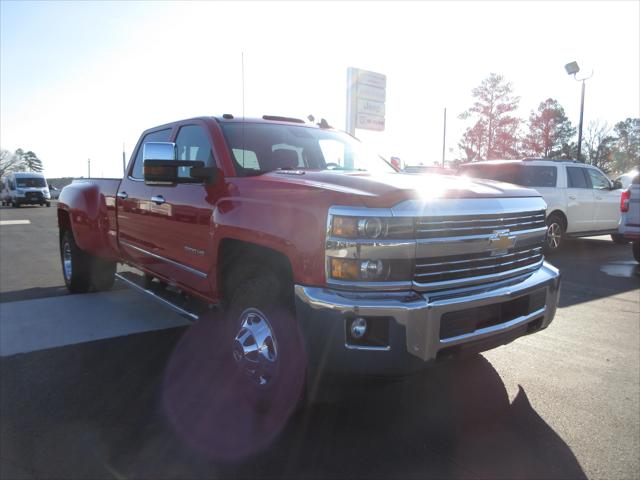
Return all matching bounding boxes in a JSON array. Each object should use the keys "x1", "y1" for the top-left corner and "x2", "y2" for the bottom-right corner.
[
  {"x1": 404, "y1": 165, "x2": 455, "y2": 175},
  {"x1": 48, "y1": 184, "x2": 61, "y2": 200},
  {"x1": 1, "y1": 171, "x2": 51, "y2": 207},
  {"x1": 57, "y1": 115, "x2": 560, "y2": 412},
  {"x1": 458, "y1": 158, "x2": 624, "y2": 252},
  {"x1": 619, "y1": 174, "x2": 640, "y2": 262},
  {"x1": 0, "y1": 177, "x2": 10, "y2": 205},
  {"x1": 615, "y1": 169, "x2": 639, "y2": 190}
]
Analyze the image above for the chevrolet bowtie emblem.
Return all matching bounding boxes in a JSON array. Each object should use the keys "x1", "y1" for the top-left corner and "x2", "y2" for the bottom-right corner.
[{"x1": 488, "y1": 229, "x2": 516, "y2": 252}]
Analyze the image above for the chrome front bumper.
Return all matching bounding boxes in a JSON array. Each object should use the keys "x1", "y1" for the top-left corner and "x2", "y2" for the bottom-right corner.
[{"x1": 295, "y1": 262, "x2": 560, "y2": 375}]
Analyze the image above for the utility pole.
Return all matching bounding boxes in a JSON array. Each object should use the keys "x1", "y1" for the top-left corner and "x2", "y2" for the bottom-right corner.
[
  {"x1": 88, "y1": 158, "x2": 91, "y2": 178},
  {"x1": 442, "y1": 107, "x2": 447, "y2": 167},
  {"x1": 577, "y1": 80, "x2": 586, "y2": 162}
]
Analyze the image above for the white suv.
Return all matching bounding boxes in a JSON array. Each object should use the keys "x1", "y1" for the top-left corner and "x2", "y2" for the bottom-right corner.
[{"x1": 458, "y1": 159, "x2": 624, "y2": 253}]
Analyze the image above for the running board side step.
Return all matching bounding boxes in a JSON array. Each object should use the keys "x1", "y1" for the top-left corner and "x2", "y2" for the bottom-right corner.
[{"x1": 115, "y1": 271, "x2": 212, "y2": 322}]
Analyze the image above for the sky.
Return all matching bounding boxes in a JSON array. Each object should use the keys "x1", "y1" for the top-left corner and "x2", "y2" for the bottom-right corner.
[{"x1": 1, "y1": 0, "x2": 639, "y2": 178}]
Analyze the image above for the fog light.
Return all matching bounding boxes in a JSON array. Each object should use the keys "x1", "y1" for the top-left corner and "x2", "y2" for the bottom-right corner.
[{"x1": 350, "y1": 317, "x2": 368, "y2": 339}]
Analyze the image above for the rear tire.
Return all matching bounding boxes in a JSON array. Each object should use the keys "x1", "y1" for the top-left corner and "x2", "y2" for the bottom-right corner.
[
  {"x1": 61, "y1": 230, "x2": 92, "y2": 293},
  {"x1": 611, "y1": 233, "x2": 630, "y2": 245},
  {"x1": 633, "y1": 240, "x2": 640, "y2": 263},
  {"x1": 60, "y1": 230, "x2": 116, "y2": 293},
  {"x1": 544, "y1": 213, "x2": 565, "y2": 254}
]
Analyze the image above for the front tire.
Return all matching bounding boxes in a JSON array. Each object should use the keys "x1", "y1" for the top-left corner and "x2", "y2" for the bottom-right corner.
[
  {"x1": 544, "y1": 213, "x2": 565, "y2": 254},
  {"x1": 226, "y1": 271, "x2": 306, "y2": 413},
  {"x1": 633, "y1": 240, "x2": 640, "y2": 263}
]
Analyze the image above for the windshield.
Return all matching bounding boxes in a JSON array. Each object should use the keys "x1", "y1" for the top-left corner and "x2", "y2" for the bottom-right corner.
[
  {"x1": 15, "y1": 177, "x2": 46, "y2": 188},
  {"x1": 220, "y1": 123, "x2": 395, "y2": 176}
]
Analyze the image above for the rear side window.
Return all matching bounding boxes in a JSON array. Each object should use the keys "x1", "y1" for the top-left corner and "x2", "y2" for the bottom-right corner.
[
  {"x1": 130, "y1": 128, "x2": 172, "y2": 179},
  {"x1": 520, "y1": 166, "x2": 557, "y2": 187},
  {"x1": 566, "y1": 166, "x2": 589, "y2": 188},
  {"x1": 459, "y1": 164, "x2": 557, "y2": 187},
  {"x1": 458, "y1": 164, "x2": 520, "y2": 183}
]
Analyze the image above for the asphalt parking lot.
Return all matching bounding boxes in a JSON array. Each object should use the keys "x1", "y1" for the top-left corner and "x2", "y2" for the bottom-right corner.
[{"x1": 1, "y1": 204, "x2": 639, "y2": 479}]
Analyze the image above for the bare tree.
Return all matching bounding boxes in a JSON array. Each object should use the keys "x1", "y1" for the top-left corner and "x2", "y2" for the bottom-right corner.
[
  {"x1": 584, "y1": 121, "x2": 615, "y2": 172},
  {"x1": 0, "y1": 149, "x2": 22, "y2": 177}
]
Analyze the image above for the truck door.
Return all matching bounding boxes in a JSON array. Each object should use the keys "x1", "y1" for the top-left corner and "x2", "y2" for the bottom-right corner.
[
  {"x1": 140, "y1": 123, "x2": 221, "y2": 298},
  {"x1": 565, "y1": 166, "x2": 595, "y2": 233},
  {"x1": 585, "y1": 167, "x2": 621, "y2": 231},
  {"x1": 117, "y1": 127, "x2": 173, "y2": 269}
]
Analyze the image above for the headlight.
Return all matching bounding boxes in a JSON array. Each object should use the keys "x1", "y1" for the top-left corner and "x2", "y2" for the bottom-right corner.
[
  {"x1": 358, "y1": 218, "x2": 385, "y2": 238},
  {"x1": 16, "y1": 189, "x2": 25, "y2": 195},
  {"x1": 329, "y1": 258, "x2": 412, "y2": 282},
  {"x1": 330, "y1": 215, "x2": 412, "y2": 239},
  {"x1": 330, "y1": 258, "x2": 389, "y2": 281},
  {"x1": 326, "y1": 209, "x2": 415, "y2": 285}
]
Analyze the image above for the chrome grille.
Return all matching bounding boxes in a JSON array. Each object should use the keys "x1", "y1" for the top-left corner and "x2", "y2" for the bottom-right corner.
[
  {"x1": 414, "y1": 246, "x2": 544, "y2": 285},
  {"x1": 416, "y1": 210, "x2": 547, "y2": 239}
]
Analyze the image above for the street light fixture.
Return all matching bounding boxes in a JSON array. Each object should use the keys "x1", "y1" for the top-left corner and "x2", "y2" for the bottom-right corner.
[{"x1": 565, "y1": 61, "x2": 594, "y2": 162}]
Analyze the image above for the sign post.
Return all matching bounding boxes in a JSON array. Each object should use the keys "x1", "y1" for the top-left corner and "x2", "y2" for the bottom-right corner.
[{"x1": 346, "y1": 67, "x2": 386, "y2": 135}]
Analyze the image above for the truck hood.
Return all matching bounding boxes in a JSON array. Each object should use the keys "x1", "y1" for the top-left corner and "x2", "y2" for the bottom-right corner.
[{"x1": 265, "y1": 170, "x2": 540, "y2": 208}]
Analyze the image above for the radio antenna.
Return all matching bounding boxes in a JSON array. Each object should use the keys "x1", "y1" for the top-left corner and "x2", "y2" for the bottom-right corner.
[{"x1": 241, "y1": 51, "x2": 245, "y2": 168}]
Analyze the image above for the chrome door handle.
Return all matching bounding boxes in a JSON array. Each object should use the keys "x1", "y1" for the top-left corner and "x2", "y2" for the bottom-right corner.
[
  {"x1": 151, "y1": 195, "x2": 165, "y2": 205},
  {"x1": 568, "y1": 194, "x2": 576, "y2": 200},
  {"x1": 595, "y1": 195, "x2": 602, "y2": 200},
  {"x1": 117, "y1": 191, "x2": 128, "y2": 200}
]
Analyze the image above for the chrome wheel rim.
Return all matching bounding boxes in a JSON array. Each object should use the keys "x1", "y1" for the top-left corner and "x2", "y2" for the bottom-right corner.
[
  {"x1": 63, "y1": 242, "x2": 72, "y2": 280},
  {"x1": 547, "y1": 223, "x2": 561, "y2": 249},
  {"x1": 233, "y1": 308, "x2": 278, "y2": 387}
]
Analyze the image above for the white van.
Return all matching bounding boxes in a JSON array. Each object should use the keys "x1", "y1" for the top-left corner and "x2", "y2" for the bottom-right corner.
[{"x1": 1, "y1": 172, "x2": 51, "y2": 207}]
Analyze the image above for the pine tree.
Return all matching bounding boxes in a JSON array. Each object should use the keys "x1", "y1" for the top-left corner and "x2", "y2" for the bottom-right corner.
[
  {"x1": 459, "y1": 73, "x2": 521, "y2": 160},
  {"x1": 523, "y1": 99, "x2": 575, "y2": 158},
  {"x1": 19, "y1": 151, "x2": 44, "y2": 172}
]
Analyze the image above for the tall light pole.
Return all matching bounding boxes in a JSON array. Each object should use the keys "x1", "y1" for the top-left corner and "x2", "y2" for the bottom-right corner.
[
  {"x1": 442, "y1": 107, "x2": 447, "y2": 167},
  {"x1": 565, "y1": 61, "x2": 594, "y2": 162}
]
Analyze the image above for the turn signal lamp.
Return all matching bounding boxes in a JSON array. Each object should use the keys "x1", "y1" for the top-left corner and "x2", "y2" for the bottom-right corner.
[
  {"x1": 330, "y1": 258, "x2": 360, "y2": 281},
  {"x1": 331, "y1": 216, "x2": 358, "y2": 237}
]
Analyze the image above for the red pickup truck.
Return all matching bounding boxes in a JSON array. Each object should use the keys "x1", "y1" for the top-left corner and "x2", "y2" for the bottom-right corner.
[{"x1": 58, "y1": 115, "x2": 560, "y2": 409}]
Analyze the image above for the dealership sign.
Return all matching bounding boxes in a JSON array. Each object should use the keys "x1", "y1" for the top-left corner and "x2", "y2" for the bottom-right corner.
[{"x1": 346, "y1": 68, "x2": 387, "y2": 133}]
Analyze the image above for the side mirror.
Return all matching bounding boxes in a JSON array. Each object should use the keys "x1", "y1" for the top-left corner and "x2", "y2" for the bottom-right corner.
[
  {"x1": 143, "y1": 142, "x2": 217, "y2": 184},
  {"x1": 612, "y1": 179, "x2": 623, "y2": 190}
]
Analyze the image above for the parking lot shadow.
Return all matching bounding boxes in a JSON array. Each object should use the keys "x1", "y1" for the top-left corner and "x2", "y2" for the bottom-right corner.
[
  {"x1": 0, "y1": 325, "x2": 585, "y2": 479},
  {"x1": 0, "y1": 329, "x2": 585, "y2": 479},
  {"x1": 220, "y1": 357, "x2": 587, "y2": 479},
  {"x1": 547, "y1": 238, "x2": 640, "y2": 309}
]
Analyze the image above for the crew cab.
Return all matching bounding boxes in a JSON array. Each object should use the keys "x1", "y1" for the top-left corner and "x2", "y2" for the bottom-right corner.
[
  {"x1": 458, "y1": 158, "x2": 625, "y2": 252},
  {"x1": 57, "y1": 116, "x2": 560, "y2": 412}
]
